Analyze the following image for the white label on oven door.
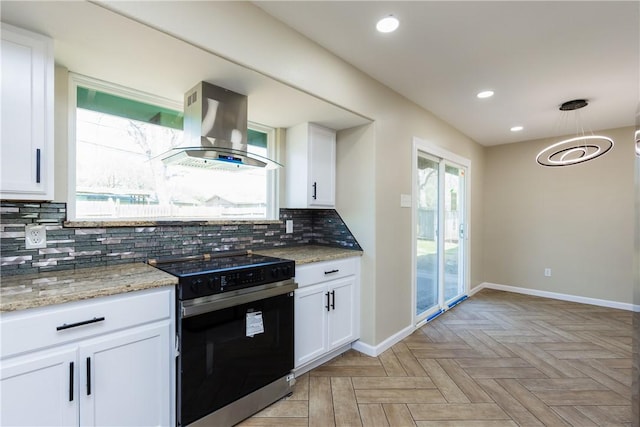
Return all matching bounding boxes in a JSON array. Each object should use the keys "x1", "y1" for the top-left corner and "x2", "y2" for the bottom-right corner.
[{"x1": 246, "y1": 311, "x2": 264, "y2": 337}]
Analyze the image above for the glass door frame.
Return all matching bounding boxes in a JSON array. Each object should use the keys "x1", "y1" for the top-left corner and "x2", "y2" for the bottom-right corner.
[{"x1": 412, "y1": 137, "x2": 471, "y2": 327}]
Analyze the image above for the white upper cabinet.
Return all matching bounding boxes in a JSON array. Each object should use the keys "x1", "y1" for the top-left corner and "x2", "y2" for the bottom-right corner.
[
  {"x1": 1, "y1": 23, "x2": 54, "y2": 200},
  {"x1": 285, "y1": 122, "x2": 336, "y2": 208}
]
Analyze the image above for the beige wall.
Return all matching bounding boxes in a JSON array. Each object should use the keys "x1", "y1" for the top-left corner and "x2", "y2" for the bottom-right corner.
[
  {"x1": 53, "y1": 65, "x2": 69, "y2": 203},
  {"x1": 336, "y1": 124, "x2": 376, "y2": 344},
  {"x1": 484, "y1": 126, "x2": 635, "y2": 304}
]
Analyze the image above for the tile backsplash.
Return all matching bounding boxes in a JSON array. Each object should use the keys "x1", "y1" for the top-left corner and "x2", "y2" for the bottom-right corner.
[{"x1": 0, "y1": 202, "x2": 361, "y2": 276}]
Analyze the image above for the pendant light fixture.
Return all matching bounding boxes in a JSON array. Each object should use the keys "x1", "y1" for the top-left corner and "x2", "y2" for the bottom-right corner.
[{"x1": 536, "y1": 99, "x2": 614, "y2": 167}]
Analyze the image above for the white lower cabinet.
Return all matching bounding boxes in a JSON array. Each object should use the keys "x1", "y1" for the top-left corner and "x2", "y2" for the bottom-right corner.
[
  {"x1": 294, "y1": 257, "x2": 360, "y2": 371},
  {"x1": 0, "y1": 287, "x2": 175, "y2": 427},
  {"x1": 327, "y1": 278, "x2": 357, "y2": 349},
  {"x1": 294, "y1": 284, "x2": 329, "y2": 365},
  {"x1": 79, "y1": 322, "x2": 171, "y2": 427},
  {"x1": 1, "y1": 347, "x2": 78, "y2": 426}
]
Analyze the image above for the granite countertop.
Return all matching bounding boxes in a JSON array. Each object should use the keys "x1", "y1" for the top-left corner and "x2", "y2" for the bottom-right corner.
[
  {"x1": 0, "y1": 263, "x2": 178, "y2": 312},
  {"x1": 253, "y1": 245, "x2": 363, "y2": 264},
  {"x1": 0, "y1": 246, "x2": 360, "y2": 312}
]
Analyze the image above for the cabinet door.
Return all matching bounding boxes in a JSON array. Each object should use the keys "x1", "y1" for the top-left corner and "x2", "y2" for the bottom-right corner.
[
  {"x1": 294, "y1": 284, "x2": 329, "y2": 368},
  {"x1": 307, "y1": 124, "x2": 336, "y2": 207},
  {"x1": 1, "y1": 347, "x2": 78, "y2": 427},
  {"x1": 0, "y1": 24, "x2": 53, "y2": 200},
  {"x1": 79, "y1": 321, "x2": 171, "y2": 427},
  {"x1": 327, "y1": 277, "x2": 357, "y2": 350}
]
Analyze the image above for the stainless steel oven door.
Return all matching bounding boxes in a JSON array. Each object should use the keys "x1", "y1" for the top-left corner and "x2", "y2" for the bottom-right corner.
[{"x1": 178, "y1": 279, "x2": 296, "y2": 427}]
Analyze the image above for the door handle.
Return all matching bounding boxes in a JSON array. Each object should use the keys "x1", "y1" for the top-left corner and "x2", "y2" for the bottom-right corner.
[
  {"x1": 330, "y1": 290, "x2": 335, "y2": 310},
  {"x1": 86, "y1": 357, "x2": 91, "y2": 396},
  {"x1": 459, "y1": 223, "x2": 465, "y2": 238},
  {"x1": 325, "y1": 291, "x2": 330, "y2": 311},
  {"x1": 69, "y1": 362, "x2": 74, "y2": 402},
  {"x1": 312, "y1": 182, "x2": 317, "y2": 200},
  {"x1": 36, "y1": 149, "x2": 41, "y2": 183}
]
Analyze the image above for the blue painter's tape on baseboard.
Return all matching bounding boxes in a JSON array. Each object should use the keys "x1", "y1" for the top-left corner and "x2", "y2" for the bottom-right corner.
[
  {"x1": 447, "y1": 295, "x2": 468, "y2": 309},
  {"x1": 426, "y1": 309, "x2": 444, "y2": 322}
]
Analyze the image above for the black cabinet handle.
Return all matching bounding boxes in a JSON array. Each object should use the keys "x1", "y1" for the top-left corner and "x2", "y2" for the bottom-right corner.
[
  {"x1": 69, "y1": 362, "x2": 74, "y2": 402},
  {"x1": 324, "y1": 269, "x2": 339, "y2": 275},
  {"x1": 331, "y1": 290, "x2": 335, "y2": 310},
  {"x1": 312, "y1": 182, "x2": 317, "y2": 200},
  {"x1": 56, "y1": 317, "x2": 105, "y2": 331},
  {"x1": 86, "y1": 357, "x2": 91, "y2": 395},
  {"x1": 325, "y1": 291, "x2": 330, "y2": 311},
  {"x1": 36, "y1": 149, "x2": 41, "y2": 183}
]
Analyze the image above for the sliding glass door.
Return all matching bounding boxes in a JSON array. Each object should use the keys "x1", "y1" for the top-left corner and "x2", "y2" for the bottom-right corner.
[
  {"x1": 414, "y1": 141, "x2": 469, "y2": 325},
  {"x1": 416, "y1": 155, "x2": 440, "y2": 317},
  {"x1": 443, "y1": 164, "x2": 465, "y2": 302}
]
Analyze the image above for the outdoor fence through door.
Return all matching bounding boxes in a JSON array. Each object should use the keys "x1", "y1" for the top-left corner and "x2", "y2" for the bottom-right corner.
[{"x1": 414, "y1": 139, "x2": 469, "y2": 326}]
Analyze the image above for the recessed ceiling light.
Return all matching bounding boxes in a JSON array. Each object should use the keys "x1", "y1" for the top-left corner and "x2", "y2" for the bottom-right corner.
[
  {"x1": 510, "y1": 126, "x2": 524, "y2": 132},
  {"x1": 376, "y1": 15, "x2": 399, "y2": 33},
  {"x1": 477, "y1": 90, "x2": 494, "y2": 99}
]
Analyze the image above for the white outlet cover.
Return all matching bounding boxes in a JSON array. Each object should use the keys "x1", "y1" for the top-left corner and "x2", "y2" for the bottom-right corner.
[
  {"x1": 25, "y1": 224, "x2": 47, "y2": 249},
  {"x1": 285, "y1": 220, "x2": 294, "y2": 234}
]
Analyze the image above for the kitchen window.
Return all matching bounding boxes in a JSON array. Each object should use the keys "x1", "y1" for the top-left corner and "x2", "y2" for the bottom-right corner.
[{"x1": 68, "y1": 74, "x2": 278, "y2": 221}]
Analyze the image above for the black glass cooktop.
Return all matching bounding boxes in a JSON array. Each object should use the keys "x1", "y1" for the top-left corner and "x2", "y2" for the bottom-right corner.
[{"x1": 153, "y1": 253, "x2": 291, "y2": 278}]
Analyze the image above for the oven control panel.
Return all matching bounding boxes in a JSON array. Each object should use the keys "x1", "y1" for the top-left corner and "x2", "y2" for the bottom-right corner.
[{"x1": 179, "y1": 260, "x2": 295, "y2": 300}]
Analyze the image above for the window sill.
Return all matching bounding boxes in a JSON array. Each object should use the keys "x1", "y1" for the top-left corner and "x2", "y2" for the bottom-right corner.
[{"x1": 64, "y1": 219, "x2": 282, "y2": 228}]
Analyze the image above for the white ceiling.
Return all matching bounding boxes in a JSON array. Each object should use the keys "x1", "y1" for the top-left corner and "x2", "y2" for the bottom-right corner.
[
  {"x1": 2, "y1": 1, "x2": 637, "y2": 146},
  {"x1": 255, "y1": 1, "x2": 639, "y2": 146}
]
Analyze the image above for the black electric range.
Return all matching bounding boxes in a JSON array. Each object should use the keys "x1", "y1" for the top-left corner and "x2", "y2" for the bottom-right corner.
[
  {"x1": 150, "y1": 250, "x2": 297, "y2": 427},
  {"x1": 151, "y1": 250, "x2": 295, "y2": 301}
]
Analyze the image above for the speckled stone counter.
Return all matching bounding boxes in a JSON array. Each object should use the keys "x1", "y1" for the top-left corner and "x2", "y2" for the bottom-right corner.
[
  {"x1": 0, "y1": 263, "x2": 177, "y2": 312},
  {"x1": 253, "y1": 245, "x2": 362, "y2": 264}
]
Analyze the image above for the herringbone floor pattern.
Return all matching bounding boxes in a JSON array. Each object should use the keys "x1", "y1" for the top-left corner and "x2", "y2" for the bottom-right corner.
[{"x1": 239, "y1": 289, "x2": 633, "y2": 426}]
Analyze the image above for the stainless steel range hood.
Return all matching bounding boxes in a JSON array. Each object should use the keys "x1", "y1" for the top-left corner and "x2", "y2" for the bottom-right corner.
[{"x1": 160, "y1": 82, "x2": 281, "y2": 170}]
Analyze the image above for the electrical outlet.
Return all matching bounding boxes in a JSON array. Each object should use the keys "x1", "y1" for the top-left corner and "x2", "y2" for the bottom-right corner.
[
  {"x1": 286, "y1": 220, "x2": 293, "y2": 234},
  {"x1": 544, "y1": 268, "x2": 551, "y2": 277},
  {"x1": 25, "y1": 224, "x2": 47, "y2": 249}
]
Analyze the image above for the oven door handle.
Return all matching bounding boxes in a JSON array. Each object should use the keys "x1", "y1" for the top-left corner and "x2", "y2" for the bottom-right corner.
[{"x1": 181, "y1": 280, "x2": 297, "y2": 318}]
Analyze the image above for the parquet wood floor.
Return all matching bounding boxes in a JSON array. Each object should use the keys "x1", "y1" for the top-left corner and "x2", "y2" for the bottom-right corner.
[{"x1": 238, "y1": 289, "x2": 634, "y2": 426}]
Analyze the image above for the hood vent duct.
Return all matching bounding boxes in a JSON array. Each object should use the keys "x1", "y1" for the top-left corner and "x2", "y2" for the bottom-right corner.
[{"x1": 160, "y1": 82, "x2": 281, "y2": 170}]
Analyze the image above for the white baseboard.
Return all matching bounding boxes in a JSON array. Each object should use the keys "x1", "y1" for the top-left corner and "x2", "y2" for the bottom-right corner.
[
  {"x1": 352, "y1": 324, "x2": 415, "y2": 357},
  {"x1": 468, "y1": 284, "x2": 486, "y2": 297},
  {"x1": 478, "y1": 282, "x2": 640, "y2": 312}
]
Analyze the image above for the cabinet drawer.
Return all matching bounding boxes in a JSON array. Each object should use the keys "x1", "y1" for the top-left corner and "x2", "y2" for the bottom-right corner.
[
  {"x1": 1, "y1": 287, "x2": 173, "y2": 359},
  {"x1": 295, "y1": 257, "x2": 357, "y2": 287}
]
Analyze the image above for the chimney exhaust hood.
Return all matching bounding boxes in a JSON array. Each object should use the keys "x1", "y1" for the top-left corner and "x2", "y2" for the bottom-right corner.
[{"x1": 160, "y1": 82, "x2": 281, "y2": 170}]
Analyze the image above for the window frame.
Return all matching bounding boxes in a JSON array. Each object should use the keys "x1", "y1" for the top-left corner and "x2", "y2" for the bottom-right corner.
[{"x1": 67, "y1": 73, "x2": 279, "y2": 222}]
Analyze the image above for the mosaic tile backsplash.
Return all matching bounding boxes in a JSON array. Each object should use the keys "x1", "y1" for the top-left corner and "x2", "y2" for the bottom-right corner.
[{"x1": 0, "y1": 202, "x2": 361, "y2": 277}]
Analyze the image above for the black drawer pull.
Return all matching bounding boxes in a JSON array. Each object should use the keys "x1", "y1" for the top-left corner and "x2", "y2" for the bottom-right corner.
[
  {"x1": 324, "y1": 269, "x2": 339, "y2": 275},
  {"x1": 312, "y1": 182, "x2": 317, "y2": 200},
  {"x1": 325, "y1": 292, "x2": 330, "y2": 312},
  {"x1": 330, "y1": 290, "x2": 335, "y2": 310},
  {"x1": 69, "y1": 362, "x2": 74, "y2": 402},
  {"x1": 56, "y1": 317, "x2": 105, "y2": 331}
]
